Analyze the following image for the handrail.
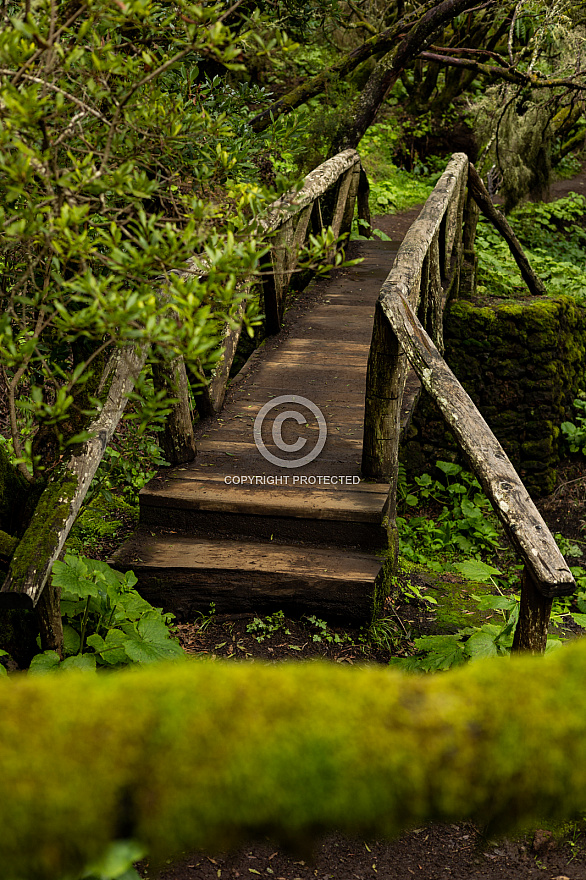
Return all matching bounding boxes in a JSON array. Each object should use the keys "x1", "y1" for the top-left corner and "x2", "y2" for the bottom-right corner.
[
  {"x1": 157, "y1": 150, "x2": 369, "y2": 462},
  {"x1": 362, "y1": 152, "x2": 575, "y2": 652}
]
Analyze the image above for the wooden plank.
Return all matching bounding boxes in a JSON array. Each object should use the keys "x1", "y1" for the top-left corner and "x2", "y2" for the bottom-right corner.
[
  {"x1": 378, "y1": 287, "x2": 575, "y2": 598},
  {"x1": 140, "y1": 480, "x2": 388, "y2": 523},
  {"x1": 112, "y1": 532, "x2": 383, "y2": 621}
]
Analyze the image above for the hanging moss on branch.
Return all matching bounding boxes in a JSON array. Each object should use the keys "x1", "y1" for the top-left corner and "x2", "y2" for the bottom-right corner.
[{"x1": 3, "y1": 644, "x2": 586, "y2": 878}]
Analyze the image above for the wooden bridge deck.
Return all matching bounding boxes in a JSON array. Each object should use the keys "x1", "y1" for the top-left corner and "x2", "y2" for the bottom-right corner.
[{"x1": 114, "y1": 238, "x2": 417, "y2": 621}]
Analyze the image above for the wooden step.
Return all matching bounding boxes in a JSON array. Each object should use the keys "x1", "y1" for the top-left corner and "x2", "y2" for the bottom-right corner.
[
  {"x1": 111, "y1": 530, "x2": 387, "y2": 622},
  {"x1": 139, "y1": 476, "x2": 389, "y2": 550}
]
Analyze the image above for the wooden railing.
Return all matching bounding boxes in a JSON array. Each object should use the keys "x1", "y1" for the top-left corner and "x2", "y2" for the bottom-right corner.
[
  {"x1": 362, "y1": 152, "x2": 575, "y2": 652},
  {"x1": 161, "y1": 149, "x2": 370, "y2": 458}
]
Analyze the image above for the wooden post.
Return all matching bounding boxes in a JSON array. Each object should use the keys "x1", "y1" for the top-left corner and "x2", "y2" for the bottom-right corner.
[
  {"x1": 457, "y1": 189, "x2": 480, "y2": 299},
  {"x1": 262, "y1": 205, "x2": 313, "y2": 335},
  {"x1": 339, "y1": 164, "x2": 361, "y2": 238},
  {"x1": 427, "y1": 233, "x2": 443, "y2": 354},
  {"x1": 362, "y1": 302, "x2": 409, "y2": 481},
  {"x1": 153, "y1": 356, "x2": 196, "y2": 465},
  {"x1": 512, "y1": 566, "x2": 553, "y2": 654},
  {"x1": 357, "y1": 166, "x2": 372, "y2": 238}
]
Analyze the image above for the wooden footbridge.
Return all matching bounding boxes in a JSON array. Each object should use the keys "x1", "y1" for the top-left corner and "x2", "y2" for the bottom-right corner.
[{"x1": 112, "y1": 151, "x2": 576, "y2": 650}]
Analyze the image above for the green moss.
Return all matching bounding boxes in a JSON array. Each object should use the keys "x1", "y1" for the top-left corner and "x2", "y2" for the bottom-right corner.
[
  {"x1": 405, "y1": 294, "x2": 586, "y2": 495},
  {"x1": 426, "y1": 577, "x2": 496, "y2": 632},
  {"x1": 3, "y1": 646, "x2": 586, "y2": 878},
  {"x1": 0, "y1": 530, "x2": 18, "y2": 560},
  {"x1": 6, "y1": 471, "x2": 77, "y2": 592}
]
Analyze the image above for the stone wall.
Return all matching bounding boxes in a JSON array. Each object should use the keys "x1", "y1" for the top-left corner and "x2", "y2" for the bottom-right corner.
[{"x1": 401, "y1": 294, "x2": 586, "y2": 496}]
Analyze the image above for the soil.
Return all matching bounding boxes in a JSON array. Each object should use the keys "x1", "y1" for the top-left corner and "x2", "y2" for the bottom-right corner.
[{"x1": 139, "y1": 171, "x2": 586, "y2": 880}]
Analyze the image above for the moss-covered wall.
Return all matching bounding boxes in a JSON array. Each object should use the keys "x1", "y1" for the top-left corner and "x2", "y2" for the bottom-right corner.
[
  {"x1": 402, "y1": 294, "x2": 586, "y2": 495},
  {"x1": 4, "y1": 646, "x2": 586, "y2": 879}
]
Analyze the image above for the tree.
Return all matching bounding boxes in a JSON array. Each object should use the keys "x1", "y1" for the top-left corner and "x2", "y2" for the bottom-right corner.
[
  {"x1": 245, "y1": 0, "x2": 586, "y2": 199},
  {"x1": 0, "y1": 0, "x2": 280, "y2": 656}
]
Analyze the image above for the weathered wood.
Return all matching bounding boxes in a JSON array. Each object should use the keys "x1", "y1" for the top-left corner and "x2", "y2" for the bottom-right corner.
[
  {"x1": 468, "y1": 163, "x2": 547, "y2": 297},
  {"x1": 362, "y1": 302, "x2": 409, "y2": 481},
  {"x1": 262, "y1": 205, "x2": 313, "y2": 334},
  {"x1": 153, "y1": 356, "x2": 196, "y2": 464},
  {"x1": 426, "y1": 233, "x2": 443, "y2": 352},
  {"x1": 457, "y1": 188, "x2": 480, "y2": 299},
  {"x1": 443, "y1": 168, "x2": 468, "y2": 299},
  {"x1": 357, "y1": 166, "x2": 372, "y2": 237},
  {"x1": 260, "y1": 150, "x2": 361, "y2": 234},
  {"x1": 512, "y1": 566, "x2": 553, "y2": 653},
  {"x1": 0, "y1": 343, "x2": 149, "y2": 609},
  {"x1": 330, "y1": 167, "x2": 355, "y2": 240},
  {"x1": 340, "y1": 164, "x2": 362, "y2": 238},
  {"x1": 197, "y1": 283, "x2": 256, "y2": 415},
  {"x1": 377, "y1": 288, "x2": 575, "y2": 598},
  {"x1": 112, "y1": 532, "x2": 384, "y2": 622},
  {"x1": 362, "y1": 154, "x2": 468, "y2": 481}
]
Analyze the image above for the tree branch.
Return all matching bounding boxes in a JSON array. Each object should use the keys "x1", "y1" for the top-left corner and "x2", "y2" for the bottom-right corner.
[
  {"x1": 419, "y1": 51, "x2": 586, "y2": 91},
  {"x1": 251, "y1": 0, "x2": 496, "y2": 133}
]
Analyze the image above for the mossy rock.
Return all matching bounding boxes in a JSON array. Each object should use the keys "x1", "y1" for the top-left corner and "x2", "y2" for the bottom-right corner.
[{"x1": 404, "y1": 294, "x2": 586, "y2": 496}]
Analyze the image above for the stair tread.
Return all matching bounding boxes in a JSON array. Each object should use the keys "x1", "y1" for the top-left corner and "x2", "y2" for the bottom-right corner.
[
  {"x1": 141, "y1": 476, "x2": 388, "y2": 523},
  {"x1": 112, "y1": 530, "x2": 383, "y2": 581}
]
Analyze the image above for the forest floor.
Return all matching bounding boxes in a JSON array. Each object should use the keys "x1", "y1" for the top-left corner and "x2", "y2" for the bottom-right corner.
[{"x1": 138, "y1": 170, "x2": 586, "y2": 880}]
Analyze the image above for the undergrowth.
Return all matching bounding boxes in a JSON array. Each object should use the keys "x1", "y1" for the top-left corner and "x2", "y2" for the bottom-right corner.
[
  {"x1": 393, "y1": 460, "x2": 586, "y2": 672},
  {"x1": 476, "y1": 193, "x2": 586, "y2": 301},
  {"x1": 358, "y1": 121, "x2": 444, "y2": 214}
]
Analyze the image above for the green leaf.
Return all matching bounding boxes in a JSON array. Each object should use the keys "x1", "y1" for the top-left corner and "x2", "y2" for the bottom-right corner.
[
  {"x1": 460, "y1": 498, "x2": 482, "y2": 519},
  {"x1": 60, "y1": 654, "x2": 97, "y2": 672},
  {"x1": 82, "y1": 839, "x2": 147, "y2": 880},
  {"x1": 52, "y1": 556, "x2": 99, "y2": 599},
  {"x1": 412, "y1": 635, "x2": 466, "y2": 671},
  {"x1": 453, "y1": 560, "x2": 501, "y2": 582},
  {"x1": 570, "y1": 612, "x2": 586, "y2": 629},
  {"x1": 465, "y1": 629, "x2": 498, "y2": 659},
  {"x1": 436, "y1": 461, "x2": 461, "y2": 476},
  {"x1": 62, "y1": 624, "x2": 81, "y2": 656},
  {"x1": 87, "y1": 629, "x2": 129, "y2": 666},
  {"x1": 28, "y1": 651, "x2": 61, "y2": 674},
  {"x1": 472, "y1": 594, "x2": 517, "y2": 611}
]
